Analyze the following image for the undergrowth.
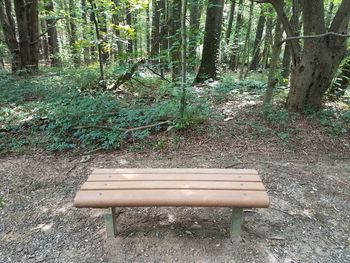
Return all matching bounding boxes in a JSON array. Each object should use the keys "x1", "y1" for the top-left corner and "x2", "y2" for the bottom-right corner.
[{"x1": 0, "y1": 67, "x2": 211, "y2": 153}]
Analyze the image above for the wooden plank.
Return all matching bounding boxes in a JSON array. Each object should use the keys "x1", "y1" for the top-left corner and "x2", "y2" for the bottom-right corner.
[
  {"x1": 74, "y1": 189, "x2": 270, "y2": 208},
  {"x1": 87, "y1": 173, "x2": 262, "y2": 182},
  {"x1": 92, "y1": 168, "x2": 258, "y2": 174},
  {"x1": 81, "y1": 181, "x2": 266, "y2": 191}
]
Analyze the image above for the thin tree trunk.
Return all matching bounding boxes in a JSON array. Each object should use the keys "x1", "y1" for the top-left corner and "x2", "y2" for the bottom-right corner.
[
  {"x1": 68, "y1": 0, "x2": 79, "y2": 66},
  {"x1": 249, "y1": 7, "x2": 265, "y2": 71},
  {"x1": 126, "y1": 5, "x2": 133, "y2": 58},
  {"x1": 194, "y1": 0, "x2": 224, "y2": 83},
  {"x1": 45, "y1": 0, "x2": 60, "y2": 66},
  {"x1": 146, "y1": 4, "x2": 151, "y2": 54},
  {"x1": 89, "y1": 0, "x2": 104, "y2": 80},
  {"x1": 112, "y1": 0, "x2": 123, "y2": 61},
  {"x1": 180, "y1": 0, "x2": 187, "y2": 117},
  {"x1": 171, "y1": 0, "x2": 182, "y2": 81},
  {"x1": 225, "y1": 0, "x2": 236, "y2": 44},
  {"x1": 229, "y1": 0, "x2": 243, "y2": 70},
  {"x1": 263, "y1": 16, "x2": 283, "y2": 105},
  {"x1": 238, "y1": 0, "x2": 254, "y2": 79},
  {"x1": 188, "y1": 0, "x2": 203, "y2": 70},
  {"x1": 40, "y1": 19, "x2": 49, "y2": 62},
  {"x1": 261, "y1": 9, "x2": 272, "y2": 70},
  {"x1": 152, "y1": 0, "x2": 160, "y2": 65}
]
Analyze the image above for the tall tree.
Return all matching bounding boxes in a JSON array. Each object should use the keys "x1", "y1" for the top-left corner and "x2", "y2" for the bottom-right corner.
[
  {"x1": 229, "y1": 0, "x2": 243, "y2": 70},
  {"x1": 281, "y1": 0, "x2": 300, "y2": 79},
  {"x1": 68, "y1": 0, "x2": 79, "y2": 66},
  {"x1": 171, "y1": 0, "x2": 182, "y2": 81},
  {"x1": 249, "y1": 7, "x2": 265, "y2": 71},
  {"x1": 264, "y1": 0, "x2": 350, "y2": 111},
  {"x1": 264, "y1": 16, "x2": 283, "y2": 105},
  {"x1": 0, "y1": 0, "x2": 20, "y2": 71},
  {"x1": 194, "y1": 0, "x2": 224, "y2": 83},
  {"x1": 225, "y1": 0, "x2": 236, "y2": 44},
  {"x1": 188, "y1": 0, "x2": 203, "y2": 70},
  {"x1": 44, "y1": 0, "x2": 60, "y2": 66},
  {"x1": 14, "y1": 0, "x2": 40, "y2": 71}
]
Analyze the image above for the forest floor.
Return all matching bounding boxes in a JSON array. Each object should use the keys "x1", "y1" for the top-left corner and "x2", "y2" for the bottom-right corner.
[{"x1": 1, "y1": 98, "x2": 350, "y2": 263}]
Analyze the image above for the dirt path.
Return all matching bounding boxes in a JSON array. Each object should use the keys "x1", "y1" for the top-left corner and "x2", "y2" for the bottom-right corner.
[{"x1": 1, "y1": 104, "x2": 350, "y2": 263}]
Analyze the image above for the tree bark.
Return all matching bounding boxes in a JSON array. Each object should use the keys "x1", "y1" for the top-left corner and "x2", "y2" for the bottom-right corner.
[
  {"x1": 68, "y1": 0, "x2": 79, "y2": 66},
  {"x1": 45, "y1": 0, "x2": 60, "y2": 66},
  {"x1": 238, "y1": 0, "x2": 254, "y2": 79},
  {"x1": 225, "y1": 0, "x2": 236, "y2": 44},
  {"x1": 285, "y1": 0, "x2": 350, "y2": 111},
  {"x1": 188, "y1": 0, "x2": 203, "y2": 70},
  {"x1": 194, "y1": 0, "x2": 224, "y2": 83},
  {"x1": 40, "y1": 19, "x2": 49, "y2": 62},
  {"x1": 14, "y1": 0, "x2": 39, "y2": 72},
  {"x1": 171, "y1": 0, "x2": 182, "y2": 81},
  {"x1": 229, "y1": 0, "x2": 243, "y2": 71},
  {"x1": 0, "y1": 0, "x2": 20, "y2": 71},
  {"x1": 249, "y1": 7, "x2": 265, "y2": 71},
  {"x1": 263, "y1": 16, "x2": 283, "y2": 105}
]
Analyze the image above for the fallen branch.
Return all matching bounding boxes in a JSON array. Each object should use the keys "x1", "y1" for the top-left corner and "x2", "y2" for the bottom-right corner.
[
  {"x1": 73, "y1": 120, "x2": 172, "y2": 133},
  {"x1": 145, "y1": 65, "x2": 171, "y2": 83},
  {"x1": 123, "y1": 120, "x2": 171, "y2": 133},
  {"x1": 131, "y1": 77, "x2": 154, "y2": 89}
]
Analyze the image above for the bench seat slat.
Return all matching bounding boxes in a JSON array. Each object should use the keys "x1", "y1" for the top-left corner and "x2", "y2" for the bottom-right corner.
[
  {"x1": 87, "y1": 173, "x2": 262, "y2": 182},
  {"x1": 92, "y1": 168, "x2": 258, "y2": 175},
  {"x1": 80, "y1": 181, "x2": 266, "y2": 191},
  {"x1": 74, "y1": 189, "x2": 269, "y2": 208}
]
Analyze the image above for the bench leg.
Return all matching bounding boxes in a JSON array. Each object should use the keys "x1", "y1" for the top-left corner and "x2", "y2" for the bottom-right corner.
[
  {"x1": 229, "y1": 208, "x2": 244, "y2": 240},
  {"x1": 104, "y1": 207, "x2": 117, "y2": 238}
]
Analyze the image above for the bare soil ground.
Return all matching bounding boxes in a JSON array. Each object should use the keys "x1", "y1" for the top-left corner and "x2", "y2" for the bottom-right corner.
[{"x1": 1, "y1": 102, "x2": 349, "y2": 263}]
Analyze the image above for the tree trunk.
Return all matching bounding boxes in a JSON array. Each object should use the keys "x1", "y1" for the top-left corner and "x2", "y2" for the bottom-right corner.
[
  {"x1": 238, "y1": 0, "x2": 254, "y2": 79},
  {"x1": 81, "y1": 0, "x2": 91, "y2": 63},
  {"x1": 261, "y1": 9, "x2": 272, "y2": 70},
  {"x1": 45, "y1": 0, "x2": 60, "y2": 66},
  {"x1": 194, "y1": 0, "x2": 224, "y2": 83},
  {"x1": 281, "y1": 0, "x2": 300, "y2": 79},
  {"x1": 14, "y1": 0, "x2": 39, "y2": 72},
  {"x1": 146, "y1": 4, "x2": 151, "y2": 54},
  {"x1": 152, "y1": 0, "x2": 161, "y2": 63},
  {"x1": 226, "y1": 0, "x2": 236, "y2": 44},
  {"x1": 285, "y1": 0, "x2": 350, "y2": 111},
  {"x1": 171, "y1": 0, "x2": 182, "y2": 81},
  {"x1": 188, "y1": 0, "x2": 203, "y2": 70},
  {"x1": 126, "y1": 5, "x2": 133, "y2": 58},
  {"x1": 0, "y1": 0, "x2": 20, "y2": 71},
  {"x1": 263, "y1": 16, "x2": 283, "y2": 105},
  {"x1": 229, "y1": 0, "x2": 243, "y2": 71},
  {"x1": 40, "y1": 19, "x2": 49, "y2": 62},
  {"x1": 112, "y1": 0, "x2": 123, "y2": 61},
  {"x1": 68, "y1": 0, "x2": 79, "y2": 66},
  {"x1": 249, "y1": 7, "x2": 265, "y2": 71}
]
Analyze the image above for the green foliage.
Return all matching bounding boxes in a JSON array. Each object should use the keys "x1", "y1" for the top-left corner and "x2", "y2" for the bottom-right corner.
[
  {"x1": 316, "y1": 109, "x2": 349, "y2": 135},
  {"x1": 263, "y1": 104, "x2": 289, "y2": 127},
  {"x1": 0, "y1": 67, "x2": 212, "y2": 153},
  {"x1": 213, "y1": 75, "x2": 267, "y2": 103}
]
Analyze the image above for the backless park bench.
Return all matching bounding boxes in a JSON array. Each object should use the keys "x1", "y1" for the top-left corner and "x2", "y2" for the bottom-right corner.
[{"x1": 74, "y1": 168, "x2": 269, "y2": 239}]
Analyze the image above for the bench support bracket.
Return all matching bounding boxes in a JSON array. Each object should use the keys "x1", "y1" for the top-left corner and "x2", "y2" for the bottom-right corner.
[
  {"x1": 230, "y1": 208, "x2": 243, "y2": 240},
  {"x1": 104, "y1": 207, "x2": 117, "y2": 238}
]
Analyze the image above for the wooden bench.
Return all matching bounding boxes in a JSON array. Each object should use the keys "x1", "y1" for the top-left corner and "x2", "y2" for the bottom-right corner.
[{"x1": 74, "y1": 168, "x2": 269, "y2": 239}]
